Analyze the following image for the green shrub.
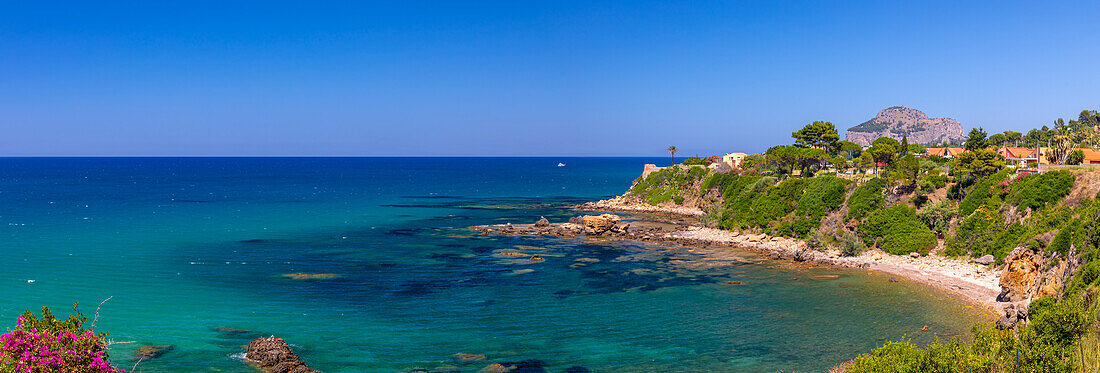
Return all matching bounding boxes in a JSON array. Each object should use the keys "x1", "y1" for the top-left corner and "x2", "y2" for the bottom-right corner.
[
  {"x1": 917, "y1": 201, "x2": 955, "y2": 237},
  {"x1": 910, "y1": 194, "x2": 929, "y2": 208},
  {"x1": 946, "y1": 207, "x2": 1000, "y2": 258},
  {"x1": 847, "y1": 178, "x2": 888, "y2": 220},
  {"x1": 848, "y1": 296, "x2": 1089, "y2": 373},
  {"x1": 1067, "y1": 150, "x2": 1085, "y2": 165},
  {"x1": 795, "y1": 175, "x2": 849, "y2": 219},
  {"x1": 839, "y1": 230, "x2": 866, "y2": 256},
  {"x1": 947, "y1": 175, "x2": 977, "y2": 201},
  {"x1": 990, "y1": 223, "x2": 1029, "y2": 259},
  {"x1": 1048, "y1": 227, "x2": 1072, "y2": 256},
  {"x1": 859, "y1": 205, "x2": 937, "y2": 255},
  {"x1": 746, "y1": 177, "x2": 808, "y2": 228},
  {"x1": 919, "y1": 174, "x2": 947, "y2": 191},
  {"x1": 716, "y1": 176, "x2": 775, "y2": 230},
  {"x1": 1006, "y1": 171, "x2": 1075, "y2": 211},
  {"x1": 958, "y1": 171, "x2": 1009, "y2": 217},
  {"x1": 774, "y1": 218, "x2": 819, "y2": 238},
  {"x1": 629, "y1": 167, "x2": 709, "y2": 205},
  {"x1": 1026, "y1": 237, "x2": 1047, "y2": 252},
  {"x1": 681, "y1": 157, "x2": 708, "y2": 165}
]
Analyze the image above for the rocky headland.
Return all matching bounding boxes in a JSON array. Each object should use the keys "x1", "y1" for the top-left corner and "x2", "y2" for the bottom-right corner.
[{"x1": 845, "y1": 106, "x2": 966, "y2": 146}]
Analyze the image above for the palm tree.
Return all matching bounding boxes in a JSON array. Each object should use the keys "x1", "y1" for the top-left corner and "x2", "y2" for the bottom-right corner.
[{"x1": 667, "y1": 146, "x2": 678, "y2": 166}]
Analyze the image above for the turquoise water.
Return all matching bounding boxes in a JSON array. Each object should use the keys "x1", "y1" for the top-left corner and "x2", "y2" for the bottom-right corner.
[{"x1": 0, "y1": 158, "x2": 986, "y2": 372}]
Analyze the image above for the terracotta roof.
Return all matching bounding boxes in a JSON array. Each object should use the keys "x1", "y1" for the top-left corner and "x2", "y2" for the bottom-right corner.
[
  {"x1": 925, "y1": 147, "x2": 966, "y2": 157},
  {"x1": 1080, "y1": 149, "x2": 1100, "y2": 164},
  {"x1": 999, "y1": 147, "x2": 1037, "y2": 159}
]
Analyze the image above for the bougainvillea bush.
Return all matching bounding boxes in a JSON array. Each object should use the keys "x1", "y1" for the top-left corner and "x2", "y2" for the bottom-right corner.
[{"x1": 0, "y1": 304, "x2": 125, "y2": 373}]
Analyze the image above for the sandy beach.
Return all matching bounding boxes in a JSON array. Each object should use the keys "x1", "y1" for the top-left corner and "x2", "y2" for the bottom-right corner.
[{"x1": 667, "y1": 227, "x2": 1002, "y2": 313}]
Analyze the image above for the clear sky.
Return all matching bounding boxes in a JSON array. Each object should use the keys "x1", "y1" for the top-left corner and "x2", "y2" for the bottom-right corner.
[{"x1": 2, "y1": 1, "x2": 1099, "y2": 156}]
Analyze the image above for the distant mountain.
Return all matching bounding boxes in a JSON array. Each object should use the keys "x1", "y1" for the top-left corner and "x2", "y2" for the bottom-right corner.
[{"x1": 845, "y1": 106, "x2": 965, "y2": 146}]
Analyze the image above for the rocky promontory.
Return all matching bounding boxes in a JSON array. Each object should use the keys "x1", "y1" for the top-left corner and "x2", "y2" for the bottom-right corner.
[{"x1": 845, "y1": 106, "x2": 965, "y2": 146}]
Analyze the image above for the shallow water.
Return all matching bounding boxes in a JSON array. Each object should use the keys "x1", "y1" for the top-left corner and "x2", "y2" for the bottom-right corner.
[{"x1": 0, "y1": 158, "x2": 987, "y2": 372}]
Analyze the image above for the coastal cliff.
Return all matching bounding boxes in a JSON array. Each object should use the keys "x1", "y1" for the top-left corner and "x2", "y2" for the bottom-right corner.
[{"x1": 845, "y1": 106, "x2": 966, "y2": 146}]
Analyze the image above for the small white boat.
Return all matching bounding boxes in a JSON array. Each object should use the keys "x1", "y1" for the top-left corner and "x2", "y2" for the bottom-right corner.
[{"x1": 557, "y1": 163, "x2": 566, "y2": 167}]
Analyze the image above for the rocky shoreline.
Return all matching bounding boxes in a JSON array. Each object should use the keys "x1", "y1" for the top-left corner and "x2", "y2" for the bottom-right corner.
[
  {"x1": 576, "y1": 196, "x2": 705, "y2": 216},
  {"x1": 474, "y1": 211, "x2": 1007, "y2": 316}
]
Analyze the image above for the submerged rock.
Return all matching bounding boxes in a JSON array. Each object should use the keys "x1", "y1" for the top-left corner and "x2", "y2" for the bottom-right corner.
[
  {"x1": 281, "y1": 273, "x2": 342, "y2": 280},
  {"x1": 245, "y1": 336, "x2": 319, "y2": 373},
  {"x1": 453, "y1": 353, "x2": 487, "y2": 363},
  {"x1": 135, "y1": 345, "x2": 173, "y2": 359}
]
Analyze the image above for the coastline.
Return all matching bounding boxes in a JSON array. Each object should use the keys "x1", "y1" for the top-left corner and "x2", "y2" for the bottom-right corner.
[
  {"x1": 666, "y1": 226, "x2": 1001, "y2": 315},
  {"x1": 577, "y1": 196, "x2": 706, "y2": 216},
  {"x1": 479, "y1": 200, "x2": 1004, "y2": 315}
]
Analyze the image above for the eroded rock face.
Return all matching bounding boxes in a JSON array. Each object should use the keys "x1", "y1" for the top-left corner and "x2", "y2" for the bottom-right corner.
[
  {"x1": 845, "y1": 106, "x2": 965, "y2": 146},
  {"x1": 246, "y1": 336, "x2": 319, "y2": 373},
  {"x1": 581, "y1": 214, "x2": 628, "y2": 235},
  {"x1": 998, "y1": 246, "x2": 1077, "y2": 303},
  {"x1": 998, "y1": 248, "x2": 1043, "y2": 302}
]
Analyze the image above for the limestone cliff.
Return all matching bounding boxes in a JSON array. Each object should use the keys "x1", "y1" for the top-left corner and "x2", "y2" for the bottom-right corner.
[{"x1": 845, "y1": 106, "x2": 965, "y2": 146}]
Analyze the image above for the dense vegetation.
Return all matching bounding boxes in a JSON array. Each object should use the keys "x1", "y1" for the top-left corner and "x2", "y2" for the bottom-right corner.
[{"x1": 628, "y1": 110, "x2": 1100, "y2": 371}]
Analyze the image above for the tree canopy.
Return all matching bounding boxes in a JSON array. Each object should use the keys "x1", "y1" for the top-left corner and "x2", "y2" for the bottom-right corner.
[
  {"x1": 964, "y1": 128, "x2": 988, "y2": 151},
  {"x1": 791, "y1": 121, "x2": 840, "y2": 150}
]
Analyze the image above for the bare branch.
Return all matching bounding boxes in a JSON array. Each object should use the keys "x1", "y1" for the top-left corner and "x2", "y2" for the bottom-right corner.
[
  {"x1": 131, "y1": 356, "x2": 145, "y2": 373},
  {"x1": 90, "y1": 296, "x2": 113, "y2": 331}
]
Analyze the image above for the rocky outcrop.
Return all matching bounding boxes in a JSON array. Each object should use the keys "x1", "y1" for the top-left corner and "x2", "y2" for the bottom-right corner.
[
  {"x1": 997, "y1": 246, "x2": 1078, "y2": 303},
  {"x1": 245, "y1": 336, "x2": 319, "y2": 373},
  {"x1": 845, "y1": 106, "x2": 965, "y2": 146},
  {"x1": 474, "y1": 214, "x2": 628, "y2": 237},
  {"x1": 973, "y1": 255, "x2": 995, "y2": 265},
  {"x1": 577, "y1": 196, "x2": 705, "y2": 216},
  {"x1": 996, "y1": 302, "x2": 1029, "y2": 329},
  {"x1": 581, "y1": 214, "x2": 628, "y2": 235}
]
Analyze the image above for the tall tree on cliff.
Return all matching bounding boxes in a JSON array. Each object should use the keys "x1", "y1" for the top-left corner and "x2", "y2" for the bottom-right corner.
[
  {"x1": 667, "y1": 146, "x2": 678, "y2": 166},
  {"x1": 791, "y1": 121, "x2": 840, "y2": 152}
]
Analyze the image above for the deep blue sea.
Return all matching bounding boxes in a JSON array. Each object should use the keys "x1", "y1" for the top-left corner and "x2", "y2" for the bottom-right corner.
[{"x1": 0, "y1": 158, "x2": 986, "y2": 372}]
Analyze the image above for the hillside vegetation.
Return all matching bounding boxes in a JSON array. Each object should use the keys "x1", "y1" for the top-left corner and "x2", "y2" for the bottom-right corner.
[{"x1": 631, "y1": 112, "x2": 1100, "y2": 372}]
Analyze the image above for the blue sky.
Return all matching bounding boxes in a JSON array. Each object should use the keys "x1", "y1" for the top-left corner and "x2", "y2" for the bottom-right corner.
[{"x1": 2, "y1": 1, "x2": 1099, "y2": 156}]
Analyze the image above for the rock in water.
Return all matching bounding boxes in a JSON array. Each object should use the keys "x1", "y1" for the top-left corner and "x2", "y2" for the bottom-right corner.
[
  {"x1": 844, "y1": 106, "x2": 965, "y2": 146},
  {"x1": 534, "y1": 216, "x2": 550, "y2": 227},
  {"x1": 453, "y1": 353, "x2": 487, "y2": 363},
  {"x1": 581, "y1": 214, "x2": 622, "y2": 235},
  {"x1": 135, "y1": 345, "x2": 173, "y2": 359},
  {"x1": 245, "y1": 336, "x2": 318, "y2": 373}
]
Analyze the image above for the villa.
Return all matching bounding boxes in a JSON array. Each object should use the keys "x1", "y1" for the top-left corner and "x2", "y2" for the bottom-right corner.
[{"x1": 722, "y1": 152, "x2": 748, "y2": 169}]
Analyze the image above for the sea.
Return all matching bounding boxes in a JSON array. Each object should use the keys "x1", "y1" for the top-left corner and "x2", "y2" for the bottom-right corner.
[{"x1": 0, "y1": 157, "x2": 988, "y2": 372}]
